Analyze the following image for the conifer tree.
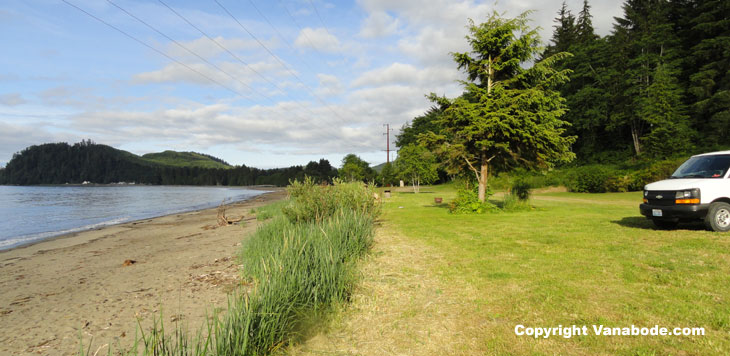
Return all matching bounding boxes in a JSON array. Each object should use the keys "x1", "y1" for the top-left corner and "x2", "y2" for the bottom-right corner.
[
  {"x1": 641, "y1": 63, "x2": 693, "y2": 158},
  {"x1": 423, "y1": 12, "x2": 575, "y2": 202},
  {"x1": 686, "y1": 0, "x2": 730, "y2": 144}
]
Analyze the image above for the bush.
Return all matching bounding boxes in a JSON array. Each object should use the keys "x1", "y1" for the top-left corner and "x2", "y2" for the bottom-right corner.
[
  {"x1": 565, "y1": 165, "x2": 623, "y2": 193},
  {"x1": 627, "y1": 157, "x2": 686, "y2": 191},
  {"x1": 448, "y1": 180, "x2": 498, "y2": 214},
  {"x1": 511, "y1": 179, "x2": 531, "y2": 201},
  {"x1": 490, "y1": 169, "x2": 566, "y2": 191}
]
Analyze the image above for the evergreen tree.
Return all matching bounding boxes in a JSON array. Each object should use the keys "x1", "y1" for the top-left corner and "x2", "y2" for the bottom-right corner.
[
  {"x1": 609, "y1": 0, "x2": 682, "y2": 156},
  {"x1": 423, "y1": 12, "x2": 576, "y2": 202},
  {"x1": 547, "y1": 0, "x2": 615, "y2": 162},
  {"x1": 542, "y1": 2, "x2": 577, "y2": 59},
  {"x1": 395, "y1": 106, "x2": 444, "y2": 148},
  {"x1": 641, "y1": 62, "x2": 693, "y2": 158},
  {"x1": 575, "y1": 0, "x2": 599, "y2": 43},
  {"x1": 686, "y1": 0, "x2": 730, "y2": 144}
]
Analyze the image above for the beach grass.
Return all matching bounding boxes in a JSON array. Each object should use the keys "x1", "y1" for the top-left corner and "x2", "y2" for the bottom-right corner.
[{"x1": 80, "y1": 180, "x2": 378, "y2": 356}]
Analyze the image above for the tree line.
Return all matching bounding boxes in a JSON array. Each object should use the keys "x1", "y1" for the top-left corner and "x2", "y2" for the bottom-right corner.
[
  {"x1": 389, "y1": 0, "x2": 729, "y2": 200},
  {"x1": 0, "y1": 142, "x2": 337, "y2": 186}
]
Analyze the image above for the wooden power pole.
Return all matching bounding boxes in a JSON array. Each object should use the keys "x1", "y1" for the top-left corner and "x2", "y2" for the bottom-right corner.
[{"x1": 383, "y1": 124, "x2": 393, "y2": 163}]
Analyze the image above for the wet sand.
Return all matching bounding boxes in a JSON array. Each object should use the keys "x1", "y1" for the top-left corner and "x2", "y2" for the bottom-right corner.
[{"x1": 0, "y1": 189, "x2": 286, "y2": 355}]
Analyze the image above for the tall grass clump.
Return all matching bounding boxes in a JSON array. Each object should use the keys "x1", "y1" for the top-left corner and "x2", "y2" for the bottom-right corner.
[
  {"x1": 81, "y1": 178, "x2": 379, "y2": 356},
  {"x1": 212, "y1": 179, "x2": 378, "y2": 354},
  {"x1": 214, "y1": 210, "x2": 375, "y2": 354},
  {"x1": 282, "y1": 177, "x2": 380, "y2": 223}
]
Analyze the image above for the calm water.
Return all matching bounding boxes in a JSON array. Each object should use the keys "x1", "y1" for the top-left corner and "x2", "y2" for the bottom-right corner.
[{"x1": 0, "y1": 185, "x2": 266, "y2": 250}]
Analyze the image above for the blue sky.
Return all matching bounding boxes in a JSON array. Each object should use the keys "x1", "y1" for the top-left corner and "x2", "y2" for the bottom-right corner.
[{"x1": 0, "y1": 0, "x2": 623, "y2": 169}]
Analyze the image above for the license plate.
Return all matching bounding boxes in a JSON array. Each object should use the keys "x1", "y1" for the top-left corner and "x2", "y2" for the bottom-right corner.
[{"x1": 652, "y1": 209, "x2": 663, "y2": 217}]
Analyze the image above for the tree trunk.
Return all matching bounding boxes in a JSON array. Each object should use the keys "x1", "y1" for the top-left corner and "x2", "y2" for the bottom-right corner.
[
  {"x1": 631, "y1": 123, "x2": 641, "y2": 155},
  {"x1": 478, "y1": 160, "x2": 488, "y2": 202}
]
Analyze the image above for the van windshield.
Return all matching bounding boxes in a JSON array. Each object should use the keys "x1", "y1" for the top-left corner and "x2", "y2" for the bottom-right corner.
[{"x1": 671, "y1": 155, "x2": 730, "y2": 179}]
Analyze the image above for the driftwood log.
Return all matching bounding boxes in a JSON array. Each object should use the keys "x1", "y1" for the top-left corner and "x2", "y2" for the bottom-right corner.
[{"x1": 216, "y1": 200, "x2": 244, "y2": 226}]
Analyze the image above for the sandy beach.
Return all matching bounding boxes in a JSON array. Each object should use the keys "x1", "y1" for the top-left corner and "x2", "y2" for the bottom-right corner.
[{"x1": 0, "y1": 189, "x2": 286, "y2": 355}]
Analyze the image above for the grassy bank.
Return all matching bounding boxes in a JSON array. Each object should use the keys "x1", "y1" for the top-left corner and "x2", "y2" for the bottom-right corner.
[
  {"x1": 82, "y1": 180, "x2": 378, "y2": 356},
  {"x1": 295, "y1": 184, "x2": 730, "y2": 355}
]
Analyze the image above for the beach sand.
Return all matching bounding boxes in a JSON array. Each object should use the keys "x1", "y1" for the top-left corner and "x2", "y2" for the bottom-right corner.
[{"x1": 0, "y1": 189, "x2": 286, "y2": 355}]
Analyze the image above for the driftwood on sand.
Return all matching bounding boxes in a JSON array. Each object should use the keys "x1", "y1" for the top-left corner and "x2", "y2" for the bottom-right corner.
[{"x1": 216, "y1": 200, "x2": 244, "y2": 227}]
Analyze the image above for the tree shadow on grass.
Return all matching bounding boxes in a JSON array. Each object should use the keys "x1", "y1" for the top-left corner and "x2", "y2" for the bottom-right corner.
[{"x1": 613, "y1": 216, "x2": 707, "y2": 231}]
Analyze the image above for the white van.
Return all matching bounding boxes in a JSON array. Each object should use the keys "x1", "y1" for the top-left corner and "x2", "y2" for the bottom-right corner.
[{"x1": 640, "y1": 151, "x2": 730, "y2": 231}]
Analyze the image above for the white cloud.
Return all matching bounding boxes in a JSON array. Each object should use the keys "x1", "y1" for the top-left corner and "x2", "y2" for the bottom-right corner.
[
  {"x1": 131, "y1": 60, "x2": 289, "y2": 99},
  {"x1": 294, "y1": 27, "x2": 341, "y2": 53},
  {"x1": 351, "y1": 62, "x2": 459, "y2": 88},
  {"x1": 359, "y1": 11, "x2": 399, "y2": 38},
  {"x1": 0, "y1": 122, "x2": 79, "y2": 165},
  {"x1": 316, "y1": 74, "x2": 344, "y2": 96}
]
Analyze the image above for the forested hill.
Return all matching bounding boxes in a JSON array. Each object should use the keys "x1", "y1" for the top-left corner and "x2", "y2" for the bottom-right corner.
[
  {"x1": 0, "y1": 141, "x2": 337, "y2": 186},
  {"x1": 141, "y1": 151, "x2": 232, "y2": 169}
]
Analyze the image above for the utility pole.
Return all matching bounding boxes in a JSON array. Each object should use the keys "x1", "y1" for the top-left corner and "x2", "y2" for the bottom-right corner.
[{"x1": 383, "y1": 124, "x2": 393, "y2": 163}]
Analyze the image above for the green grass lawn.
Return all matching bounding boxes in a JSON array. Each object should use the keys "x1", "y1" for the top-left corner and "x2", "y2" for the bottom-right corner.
[{"x1": 380, "y1": 184, "x2": 730, "y2": 355}]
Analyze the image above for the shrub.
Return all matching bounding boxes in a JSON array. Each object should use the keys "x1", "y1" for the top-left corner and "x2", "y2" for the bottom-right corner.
[
  {"x1": 565, "y1": 165, "x2": 622, "y2": 193},
  {"x1": 448, "y1": 179, "x2": 498, "y2": 214},
  {"x1": 628, "y1": 157, "x2": 687, "y2": 191},
  {"x1": 511, "y1": 179, "x2": 531, "y2": 201}
]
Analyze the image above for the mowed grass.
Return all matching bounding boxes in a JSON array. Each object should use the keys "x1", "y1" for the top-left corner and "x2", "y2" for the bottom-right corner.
[{"x1": 378, "y1": 184, "x2": 730, "y2": 355}]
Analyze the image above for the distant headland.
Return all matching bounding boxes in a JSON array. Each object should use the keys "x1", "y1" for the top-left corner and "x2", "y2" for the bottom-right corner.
[{"x1": 0, "y1": 140, "x2": 336, "y2": 186}]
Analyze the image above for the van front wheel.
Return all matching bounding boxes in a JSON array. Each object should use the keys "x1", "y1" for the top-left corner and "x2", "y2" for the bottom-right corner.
[{"x1": 704, "y1": 202, "x2": 730, "y2": 232}]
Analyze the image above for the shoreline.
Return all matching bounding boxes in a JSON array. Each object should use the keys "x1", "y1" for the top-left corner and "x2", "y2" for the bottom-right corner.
[
  {"x1": 0, "y1": 185, "x2": 277, "y2": 253},
  {"x1": 0, "y1": 188, "x2": 287, "y2": 355}
]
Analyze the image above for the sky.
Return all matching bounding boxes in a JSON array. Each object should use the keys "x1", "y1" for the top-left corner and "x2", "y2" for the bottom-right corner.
[{"x1": 0, "y1": 0, "x2": 624, "y2": 169}]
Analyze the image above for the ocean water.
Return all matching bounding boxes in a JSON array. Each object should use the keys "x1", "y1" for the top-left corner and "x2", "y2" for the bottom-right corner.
[{"x1": 0, "y1": 185, "x2": 266, "y2": 250}]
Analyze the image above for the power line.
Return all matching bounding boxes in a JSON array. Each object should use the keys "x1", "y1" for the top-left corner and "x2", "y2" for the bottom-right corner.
[
  {"x1": 105, "y1": 0, "x2": 264, "y2": 103},
  {"x1": 278, "y1": 0, "x2": 326, "y2": 58},
  {"x1": 213, "y1": 0, "x2": 348, "y2": 121},
  {"x1": 61, "y1": 0, "x2": 248, "y2": 100},
  {"x1": 246, "y1": 0, "x2": 316, "y2": 73},
  {"x1": 307, "y1": 0, "x2": 336, "y2": 48},
  {"x1": 157, "y1": 0, "x2": 307, "y2": 107}
]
